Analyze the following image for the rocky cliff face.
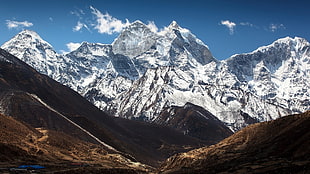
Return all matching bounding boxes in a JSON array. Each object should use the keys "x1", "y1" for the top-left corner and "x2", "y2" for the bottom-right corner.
[{"x1": 226, "y1": 37, "x2": 309, "y2": 110}]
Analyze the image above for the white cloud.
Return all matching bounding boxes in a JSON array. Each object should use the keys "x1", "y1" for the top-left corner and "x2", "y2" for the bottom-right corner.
[
  {"x1": 71, "y1": 8, "x2": 85, "y2": 18},
  {"x1": 6, "y1": 20, "x2": 33, "y2": 29},
  {"x1": 240, "y1": 22, "x2": 260, "y2": 29},
  {"x1": 146, "y1": 21, "x2": 158, "y2": 33},
  {"x1": 73, "y1": 22, "x2": 83, "y2": 31},
  {"x1": 60, "y1": 42, "x2": 81, "y2": 54},
  {"x1": 269, "y1": 23, "x2": 285, "y2": 32},
  {"x1": 73, "y1": 21, "x2": 90, "y2": 32},
  {"x1": 220, "y1": 20, "x2": 236, "y2": 35},
  {"x1": 59, "y1": 50, "x2": 68, "y2": 54},
  {"x1": 66, "y1": 42, "x2": 81, "y2": 52},
  {"x1": 90, "y1": 6, "x2": 130, "y2": 34},
  {"x1": 49, "y1": 17, "x2": 53, "y2": 22}
]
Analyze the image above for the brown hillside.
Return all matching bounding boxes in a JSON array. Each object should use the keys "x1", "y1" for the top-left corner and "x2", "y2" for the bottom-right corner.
[
  {"x1": 159, "y1": 111, "x2": 310, "y2": 174},
  {"x1": 0, "y1": 113, "x2": 150, "y2": 173}
]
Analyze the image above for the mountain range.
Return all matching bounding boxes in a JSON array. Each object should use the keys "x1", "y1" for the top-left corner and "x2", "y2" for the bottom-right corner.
[
  {"x1": 0, "y1": 20, "x2": 309, "y2": 173},
  {"x1": 0, "y1": 48, "x2": 214, "y2": 168},
  {"x1": 2, "y1": 21, "x2": 309, "y2": 133}
]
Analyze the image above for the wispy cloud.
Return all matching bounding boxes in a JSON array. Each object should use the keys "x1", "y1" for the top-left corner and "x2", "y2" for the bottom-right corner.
[
  {"x1": 240, "y1": 22, "x2": 254, "y2": 27},
  {"x1": 6, "y1": 20, "x2": 33, "y2": 29},
  {"x1": 49, "y1": 17, "x2": 53, "y2": 22},
  {"x1": 70, "y1": 8, "x2": 85, "y2": 18},
  {"x1": 269, "y1": 23, "x2": 286, "y2": 32},
  {"x1": 220, "y1": 20, "x2": 236, "y2": 35},
  {"x1": 146, "y1": 21, "x2": 158, "y2": 33},
  {"x1": 239, "y1": 22, "x2": 260, "y2": 29},
  {"x1": 90, "y1": 6, "x2": 130, "y2": 34},
  {"x1": 73, "y1": 21, "x2": 90, "y2": 32},
  {"x1": 70, "y1": 6, "x2": 160, "y2": 35},
  {"x1": 219, "y1": 19, "x2": 285, "y2": 34},
  {"x1": 73, "y1": 21, "x2": 84, "y2": 31},
  {"x1": 60, "y1": 42, "x2": 82, "y2": 54}
]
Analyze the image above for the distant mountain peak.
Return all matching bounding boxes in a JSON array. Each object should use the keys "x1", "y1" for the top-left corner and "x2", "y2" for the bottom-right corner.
[
  {"x1": 19, "y1": 29, "x2": 41, "y2": 37},
  {"x1": 130, "y1": 20, "x2": 145, "y2": 26},
  {"x1": 256, "y1": 36, "x2": 309, "y2": 52},
  {"x1": 1, "y1": 29, "x2": 59, "y2": 76},
  {"x1": 168, "y1": 21, "x2": 180, "y2": 30},
  {"x1": 275, "y1": 36, "x2": 307, "y2": 43},
  {"x1": 2, "y1": 29, "x2": 55, "y2": 52},
  {"x1": 164, "y1": 21, "x2": 191, "y2": 35},
  {"x1": 112, "y1": 20, "x2": 157, "y2": 58},
  {"x1": 78, "y1": 41, "x2": 108, "y2": 49},
  {"x1": 15, "y1": 29, "x2": 52, "y2": 46},
  {"x1": 121, "y1": 20, "x2": 150, "y2": 33}
]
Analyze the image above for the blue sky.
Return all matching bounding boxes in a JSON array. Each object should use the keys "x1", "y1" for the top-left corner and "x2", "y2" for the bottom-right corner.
[{"x1": 1, "y1": 0, "x2": 309, "y2": 60}]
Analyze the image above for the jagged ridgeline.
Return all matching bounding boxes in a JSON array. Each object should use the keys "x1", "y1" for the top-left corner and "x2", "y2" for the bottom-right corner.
[{"x1": 1, "y1": 21, "x2": 309, "y2": 132}]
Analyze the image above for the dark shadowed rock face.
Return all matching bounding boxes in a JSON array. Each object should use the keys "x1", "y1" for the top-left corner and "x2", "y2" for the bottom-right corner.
[
  {"x1": 159, "y1": 111, "x2": 310, "y2": 174},
  {"x1": 155, "y1": 103, "x2": 233, "y2": 144}
]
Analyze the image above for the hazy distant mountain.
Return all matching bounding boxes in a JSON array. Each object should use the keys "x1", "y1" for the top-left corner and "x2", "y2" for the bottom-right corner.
[{"x1": 1, "y1": 21, "x2": 309, "y2": 132}]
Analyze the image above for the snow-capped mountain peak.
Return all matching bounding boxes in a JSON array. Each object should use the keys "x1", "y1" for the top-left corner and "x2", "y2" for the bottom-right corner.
[
  {"x1": 275, "y1": 36, "x2": 307, "y2": 45},
  {"x1": 2, "y1": 29, "x2": 55, "y2": 55},
  {"x1": 161, "y1": 20, "x2": 191, "y2": 37},
  {"x1": 167, "y1": 21, "x2": 181, "y2": 30},
  {"x1": 72, "y1": 41, "x2": 112, "y2": 57},
  {"x1": 1, "y1": 22, "x2": 309, "y2": 132},
  {"x1": 224, "y1": 37, "x2": 309, "y2": 123},
  {"x1": 247, "y1": 36, "x2": 309, "y2": 59},
  {"x1": 15, "y1": 29, "x2": 49, "y2": 45},
  {"x1": 126, "y1": 20, "x2": 147, "y2": 29},
  {"x1": 226, "y1": 37, "x2": 310, "y2": 80},
  {"x1": 1, "y1": 29, "x2": 60, "y2": 76},
  {"x1": 112, "y1": 20, "x2": 157, "y2": 58}
]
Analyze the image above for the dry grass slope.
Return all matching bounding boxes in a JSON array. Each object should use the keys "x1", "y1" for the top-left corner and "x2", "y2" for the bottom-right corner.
[
  {"x1": 159, "y1": 111, "x2": 310, "y2": 174},
  {"x1": 0, "y1": 113, "x2": 150, "y2": 173}
]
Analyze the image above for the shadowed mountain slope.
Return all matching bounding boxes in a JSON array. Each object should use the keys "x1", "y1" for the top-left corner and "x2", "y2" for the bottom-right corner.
[
  {"x1": 0, "y1": 48, "x2": 204, "y2": 167},
  {"x1": 0, "y1": 113, "x2": 150, "y2": 173},
  {"x1": 159, "y1": 111, "x2": 310, "y2": 173},
  {"x1": 155, "y1": 103, "x2": 233, "y2": 143}
]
